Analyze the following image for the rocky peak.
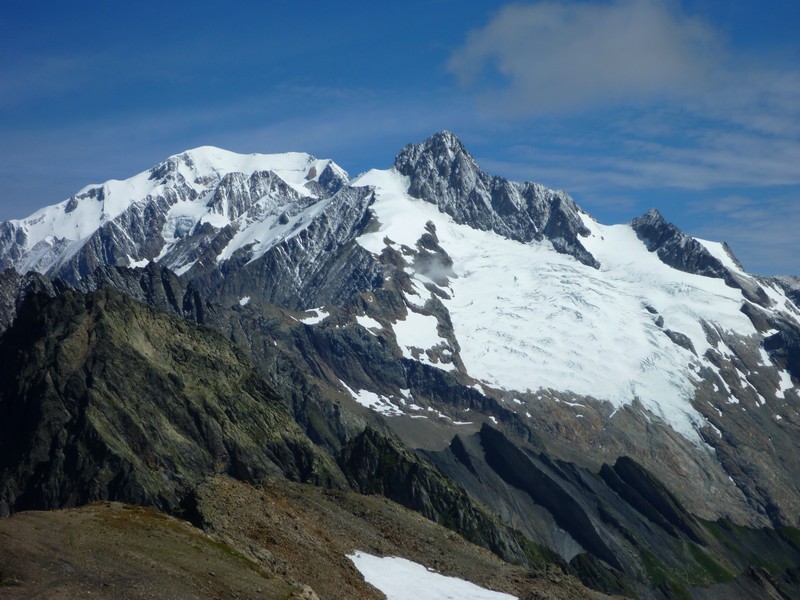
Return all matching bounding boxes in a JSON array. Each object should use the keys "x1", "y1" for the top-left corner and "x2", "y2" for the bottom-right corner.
[
  {"x1": 0, "y1": 268, "x2": 60, "y2": 334},
  {"x1": 394, "y1": 131, "x2": 599, "y2": 268},
  {"x1": 630, "y1": 208, "x2": 726, "y2": 278},
  {"x1": 630, "y1": 209, "x2": 770, "y2": 305},
  {"x1": 148, "y1": 154, "x2": 189, "y2": 185},
  {"x1": 632, "y1": 207, "x2": 665, "y2": 227},
  {"x1": 315, "y1": 161, "x2": 349, "y2": 196},
  {"x1": 395, "y1": 130, "x2": 479, "y2": 177}
]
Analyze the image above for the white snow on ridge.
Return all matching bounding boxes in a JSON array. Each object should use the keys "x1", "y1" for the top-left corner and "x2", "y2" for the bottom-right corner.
[
  {"x1": 13, "y1": 169, "x2": 158, "y2": 254},
  {"x1": 6, "y1": 146, "x2": 346, "y2": 275},
  {"x1": 697, "y1": 238, "x2": 743, "y2": 274},
  {"x1": 167, "y1": 146, "x2": 342, "y2": 198},
  {"x1": 211, "y1": 195, "x2": 334, "y2": 266},
  {"x1": 353, "y1": 168, "x2": 761, "y2": 441},
  {"x1": 348, "y1": 551, "x2": 517, "y2": 600}
]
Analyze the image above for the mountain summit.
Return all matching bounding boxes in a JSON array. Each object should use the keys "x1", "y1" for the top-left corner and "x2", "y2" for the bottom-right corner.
[{"x1": 395, "y1": 131, "x2": 599, "y2": 267}]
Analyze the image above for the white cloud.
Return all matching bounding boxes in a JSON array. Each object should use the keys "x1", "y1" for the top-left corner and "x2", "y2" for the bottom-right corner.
[
  {"x1": 448, "y1": 0, "x2": 721, "y2": 114},
  {"x1": 446, "y1": 0, "x2": 800, "y2": 195}
]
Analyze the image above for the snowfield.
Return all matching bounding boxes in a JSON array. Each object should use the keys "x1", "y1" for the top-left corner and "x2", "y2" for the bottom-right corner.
[
  {"x1": 348, "y1": 551, "x2": 517, "y2": 600},
  {"x1": 352, "y1": 168, "x2": 781, "y2": 441}
]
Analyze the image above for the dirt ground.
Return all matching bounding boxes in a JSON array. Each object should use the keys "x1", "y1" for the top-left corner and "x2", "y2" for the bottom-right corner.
[
  {"x1": 0, "y1": 501, "x2": 303, "y2": 599},
  {"x1": 192, "y1": 475, "x2": 621, "y2": 600},
  {"x1": 0, "y1": 476, "x2": 623, "y2": 600}
]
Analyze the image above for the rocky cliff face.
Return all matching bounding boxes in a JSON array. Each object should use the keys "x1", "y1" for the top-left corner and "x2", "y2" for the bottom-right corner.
[
  {"x1": 427, "y1": 425, "x2": 800, "y2": 599},
  {"x1": 0, "y1": 287, "x2": 343, "y2": 516},
  {"x1": 395, "y1": 131, "x2": 599, "y2": 267},
  {"x1": 209, "y1": 186, "x2": 382, "y2": 310},
  {"x1": 0, "y1": 269, "x2": 61, "y2": 332}
]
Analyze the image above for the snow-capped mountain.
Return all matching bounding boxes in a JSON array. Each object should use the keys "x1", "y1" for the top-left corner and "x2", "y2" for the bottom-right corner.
[
  {"x1": 1, "y1": 131, "x2": 799, "y2": 530},
  {"x1": 0, "y1": 147, "x2": 350, "y2": 282},
  {"x1": 1, "y1": 132, "x2": 798, "y2": 436},
  {"x1": 350, "y1": 166, "x2": 795, "y2": 441}
]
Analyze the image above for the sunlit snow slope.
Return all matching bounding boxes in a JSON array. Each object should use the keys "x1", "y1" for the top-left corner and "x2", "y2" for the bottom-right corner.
[{"x1": 353, "y1": 168, "x2": 795, "y2": 440}]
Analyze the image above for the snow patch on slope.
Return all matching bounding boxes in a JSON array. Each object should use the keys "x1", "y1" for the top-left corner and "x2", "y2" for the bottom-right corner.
[
  {"x1": 348, "y1": 551, "x2": 517, "y2": 600},
  {"x1": 339, "y1": 380, "x2": 404, "y2": 417},
  {"x1": 297, "y1": 308, "x2": 329, "y2": 325},
  {"x1": 356, "y1": 315, "x2": 382, "y2": 335},
  {"x1": 392, "y1": 310, "x2": 454, "y2": 371},
  {"x1": 777, "y1": 370, "x2": 794, "y2": 399}
]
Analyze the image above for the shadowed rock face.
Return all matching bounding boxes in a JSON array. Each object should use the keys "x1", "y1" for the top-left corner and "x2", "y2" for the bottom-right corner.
[
  {"x1": 630, "y1": 209, "x2": 732, "y2": 280},
  {"x1": 0, "y1": 288, "x2": 343, "y2": 517},
  {"x1": 764, "y1": 325, "x2": 800, "y2": 382},
  {"x1": 426, "y1": 425, "x2": 800, "y2": 599},
  {"x1": 0, "y1": 269, "x2": 61, "y2": 332},
  {"x1": 338, "y1": 426, "x2": 558, "y2": 570}
]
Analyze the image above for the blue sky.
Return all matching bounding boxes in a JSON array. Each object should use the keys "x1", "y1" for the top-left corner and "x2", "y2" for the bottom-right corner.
[{"x1": 2, "y1": 0, "x2": 799, "y2": 274}]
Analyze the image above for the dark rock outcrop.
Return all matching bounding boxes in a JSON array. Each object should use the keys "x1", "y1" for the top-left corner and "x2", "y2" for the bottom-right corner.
[
  {"x1": 339, "y1": 426, "x2": 557, "y2": 569},
  {"x1": 395, "y1": 132, "x2": 599, "y2": 268},
  {"x1": 0, "y1": 288, "x2": 342, "y2": 517},
  {"x1": 631, "y1": 209, "x2": 770, "y2": 306},
  {"x1": 427, "y1": 426, "x2": 800, "y2": 598},
  {"x1": 0, "y1": 269, "x2": 61, "y2": 332}
]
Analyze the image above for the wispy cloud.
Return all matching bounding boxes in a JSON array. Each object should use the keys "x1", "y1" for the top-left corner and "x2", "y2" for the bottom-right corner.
[
  {"x1": 447, "y1": 0, "x2": 800, "y2": 193},
  {"x1": 689, "y1": 194, "x2": 800, "y2": 276},
  {"x1": 474, "y1": 119, "x2": 800, "y2": 194},
  {"x1": 448, "y1": 0, "x2": 721, "y2": 114},
  {"x1": 0, "y1": 53, "x2": 100, "y2": 108}
]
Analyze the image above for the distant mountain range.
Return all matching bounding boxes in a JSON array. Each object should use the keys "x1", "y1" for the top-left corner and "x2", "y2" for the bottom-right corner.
[{"x1": 1, "y1": 131, "x2": 799, "y2": 599}]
